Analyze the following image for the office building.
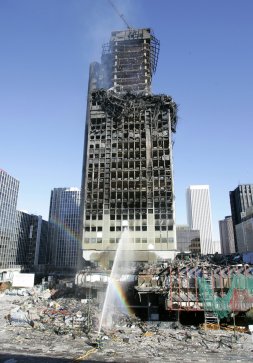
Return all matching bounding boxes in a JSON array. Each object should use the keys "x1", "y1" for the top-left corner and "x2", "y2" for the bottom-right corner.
[
  {"x1": 80, "y1": 28, "x2": 178, "y2": 267},
  {"x1": 0, "y1": 169, "x2": 49, "y2": 272},
  {"x1": 219, "y1": 216, "x2": 235, "y2": 254},
  {"x1": 230, "y1": 184, "x2": 253, "y2": 251},
  {"x1": 176, "y1": 225, "x2": 200, "y2": 254},
  {"x1": 15, "y1": 211, "x2": 48, "y2": 272},
  {"x1": 186, "y1": 185, "x2": 214, "y2": 255},
  {"x1": 48, "y1": 188, "x2": 80, "y2": 272},
  {"x1": 234, "y1": 207, "x2": 253, "y2": 253},
  {"x1": 0, "y1": 169, "x2": 20, "y2": 269}
]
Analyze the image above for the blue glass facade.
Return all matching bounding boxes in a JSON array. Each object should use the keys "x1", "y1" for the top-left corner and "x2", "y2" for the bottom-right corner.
[
  {"x1": 48, "y1": 188, "x2": 80, "y2": 272},
  {"x1": 15, "y1": 211, "x2": 48, "y2": 271}
]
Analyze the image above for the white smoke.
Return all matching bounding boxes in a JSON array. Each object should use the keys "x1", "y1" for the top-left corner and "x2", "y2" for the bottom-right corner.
[{"x1": 81, "y1": 0, "x2": 136, "y2": 63}]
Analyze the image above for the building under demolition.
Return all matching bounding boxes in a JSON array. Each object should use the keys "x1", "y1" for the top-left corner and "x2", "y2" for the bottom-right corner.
[
  {"x1": 80, "y1": 28, "x2": 178, "y2": 267},
  {"x1": 135, "y1": 254, "x2": 253, "y2": 323},
  {"x1": 76, "y1": 253, "x2": 253, "y2": 325}
]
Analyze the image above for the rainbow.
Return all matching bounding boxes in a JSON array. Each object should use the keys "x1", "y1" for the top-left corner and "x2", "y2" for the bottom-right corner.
[
  {"x1": 110, "y1": 278, "x2": 134, "y2": 315},
  {"x1": 50, "y1": 217, "x2": 134, "y2": 317},
  {"x1": 50, "y1": 216, "x2": 80, "y2": 245}
]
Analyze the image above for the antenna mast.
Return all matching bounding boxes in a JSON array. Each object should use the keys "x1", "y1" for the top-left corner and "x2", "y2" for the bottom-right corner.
[{"x1": 108, "y1": 0, "x2": 132, "y2": 29}]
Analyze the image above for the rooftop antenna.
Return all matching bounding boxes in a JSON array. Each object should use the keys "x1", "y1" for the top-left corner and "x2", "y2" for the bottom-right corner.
[{"x1": 107, "y1": 0, "x2": 132, "y2": 29}]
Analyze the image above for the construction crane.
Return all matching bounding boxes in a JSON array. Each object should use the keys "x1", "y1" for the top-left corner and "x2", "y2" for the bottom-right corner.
[{"x1": 107, "y1": 0, "x2": 132, "y2": 29}]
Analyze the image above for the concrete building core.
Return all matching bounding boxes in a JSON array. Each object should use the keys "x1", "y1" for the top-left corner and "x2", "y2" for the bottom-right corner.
[{"x1": 80, "y1": 28, "x2": 178, "y2": 268}]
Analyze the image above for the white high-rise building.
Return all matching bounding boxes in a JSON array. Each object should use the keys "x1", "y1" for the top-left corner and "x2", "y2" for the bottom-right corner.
[{"x1": 186, "y1": 185, "x2": 214, "y2": 255}]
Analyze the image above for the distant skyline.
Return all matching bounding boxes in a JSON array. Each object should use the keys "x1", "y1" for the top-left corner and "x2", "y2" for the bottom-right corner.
[{"x1": 1, "y1": 0, "x2": 253, "y2": 241}]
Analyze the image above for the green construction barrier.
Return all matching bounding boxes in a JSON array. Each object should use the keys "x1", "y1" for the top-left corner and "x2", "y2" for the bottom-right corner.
[{"x1": 198, "y1": 274, "x2": 253, "y2": 319}]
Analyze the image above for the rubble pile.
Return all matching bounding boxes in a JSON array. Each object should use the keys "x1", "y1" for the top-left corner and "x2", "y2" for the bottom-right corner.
[
  {"x1": 3, "y1": 286, "x2": 100, "y2": 337},
  {"x1": 103, "y1": 326, "x2": 237, "y2": 352},
  {"x1": 1, "y1": 284, "x2": 253, "y2": 362},
  {"x1": 82, "y1": 322, "x2": 253, "y2": 362}
]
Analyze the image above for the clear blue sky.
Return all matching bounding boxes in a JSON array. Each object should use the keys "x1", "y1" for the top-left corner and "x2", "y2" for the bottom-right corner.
[{"x1": 0, "y1": 0, "x2": 252, "y2": 241}]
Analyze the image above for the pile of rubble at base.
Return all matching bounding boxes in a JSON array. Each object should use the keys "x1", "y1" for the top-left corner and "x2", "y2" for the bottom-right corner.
[
  {"x1": 1, "y1": 285, "x2": 253, "y2": 362},
  {"x1": 97, "y1": 323, "x2": 252, "y2": 361},
  {"x1": 2, "y1": 285, "x2": 100, "y2": 337}
]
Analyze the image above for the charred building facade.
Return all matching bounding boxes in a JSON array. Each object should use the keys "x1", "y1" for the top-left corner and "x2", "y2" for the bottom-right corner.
[{"x1": 80, "y1": 29, "x2": 178, "y2": 267}]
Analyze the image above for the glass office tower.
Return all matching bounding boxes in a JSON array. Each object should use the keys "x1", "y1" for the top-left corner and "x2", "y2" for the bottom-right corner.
[
  {"x1": 0, "y1": 169, "x2": 20, "y2": 269},
  {"x1": 48, "y1": 187, "x2": 80, "y2": 272}
]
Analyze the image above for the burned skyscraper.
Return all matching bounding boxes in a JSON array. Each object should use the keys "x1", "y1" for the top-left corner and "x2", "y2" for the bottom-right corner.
[{"x1": 80, "y1": 29, "x2": 178, "y2": 267}]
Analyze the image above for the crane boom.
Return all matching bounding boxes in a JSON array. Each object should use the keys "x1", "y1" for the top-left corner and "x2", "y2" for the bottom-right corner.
[{"x1": 107, "y1": 0, "x2": 132, "y2": 29}]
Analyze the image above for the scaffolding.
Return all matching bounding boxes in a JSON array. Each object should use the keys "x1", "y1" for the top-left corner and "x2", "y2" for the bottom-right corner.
[{"x1": 101, "y1": 28, "x2": 160, "y2": 94}]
